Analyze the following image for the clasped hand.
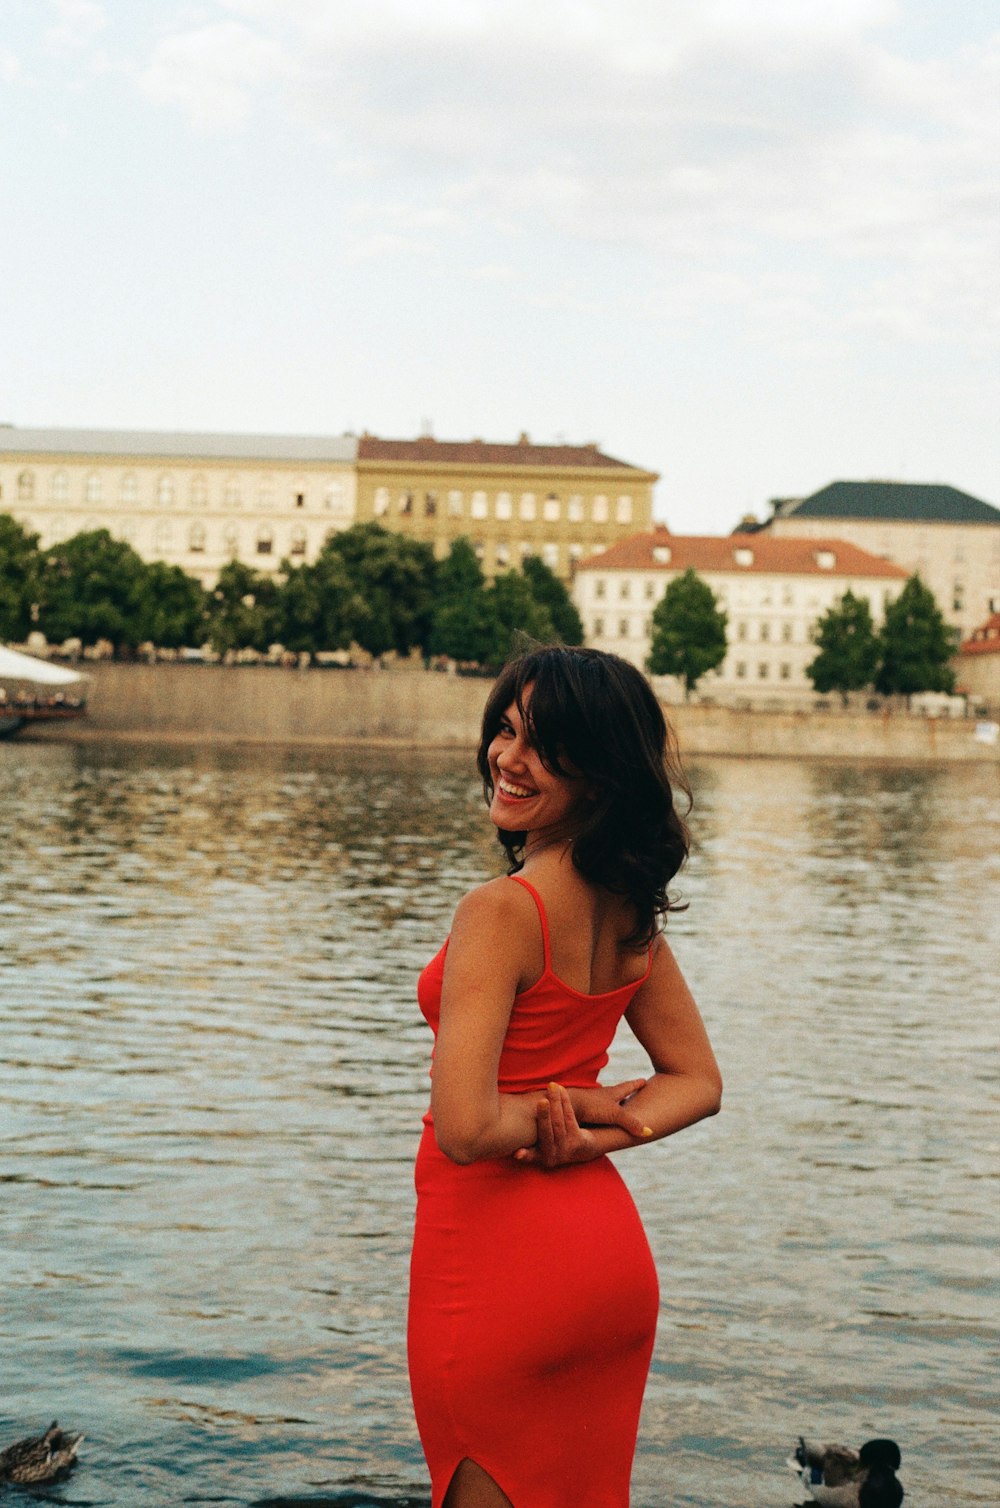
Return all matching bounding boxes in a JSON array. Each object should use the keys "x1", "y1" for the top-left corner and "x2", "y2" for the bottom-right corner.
[{"x1": 514, "y1": 1080, "x2": 651, "y2": 1168}]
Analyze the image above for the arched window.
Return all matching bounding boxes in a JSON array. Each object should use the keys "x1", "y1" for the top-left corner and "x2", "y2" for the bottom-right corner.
[
  {"x1": 256, "y1": 525, "x2": 273, "y2": 555},
  {"x1": 542, "y1": 542, "x2": 560, "y2": 569},
  {"x1": 188, "y1": 522, "x2": 206, "y2": 552},
  {"x1": 289, "y1": 526, "x2": 307, "y2": 556},
  {"x1": 224, "y1": 478, "x2": 242, "y2": 508},
  {"x1": 519, "y1": 493, "x2": 536, "y2": 521},
  {"x1": 567, "y1": 495, "x2": 583, "y2": 523},
  {"x1": 615, "y1": 495, "x2": 633, "y2": 524},
  {"x1": 592, "y1": 494, "x2": 609, "y2": 523},
  {"x1": 373, "y1": 487, "x2": 390, "y2": 517},
  {"x1": 121, "y1": 472, "x2": 138, "y2": 504},
  {"x1": 496, "y1": 491, "x2": 512, "y2": 521},
  {"x1": 471, "y1": 491, "x2": 488, "y2": 520},
  {"x1": 495, "y1": 542, "x2": 510, "y2": 569},
  {"x1": 157, "y1": 474, "x2": 176, "y2": 506},
  {"x1": 543, "y1": 494, "x2": 560, "y2": 523},
  {"x1": 190, "y1": 476, "x2": 208, "y2": 507},
  {"x1": 17, "y1": 470, "x2": 35, "y2": 501},
  {"x1": 84, "y1": 472, "x2": 102, "y2": 504},
  {"x1": 223, "y1": 522, "x2": 239, "y2": 555},
  {"x1": 326, "y1": 483, "x2": 348, "y2": 516},
  {"x1": 154, "y1": 520, "x2": 173, "y2": 551},
  {"x1": 447, "y1": 490, "x2": 463, "y2": 518},
  {"x1": 51, "y1": 470, "x2": 69, "y2": 502}
]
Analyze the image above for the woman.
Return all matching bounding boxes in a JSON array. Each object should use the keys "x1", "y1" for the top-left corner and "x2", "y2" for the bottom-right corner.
[{"x1": 408, "y1": 646, "x2": 722, "y2": 1508}]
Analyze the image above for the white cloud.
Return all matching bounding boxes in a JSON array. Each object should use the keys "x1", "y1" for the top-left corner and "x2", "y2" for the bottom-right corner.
[
  {"x1": 46, "y1": 0, "x2": 108, "y2": 50},
  {"x1": 0, "y1": 47, "x2": 23, "y2": 83},
  {"x1": 139, "y1": 20, "x2": 290, "y2": 131},
  {"x1": 132, "y1": 1, "x2": 999, "y2": 338}
]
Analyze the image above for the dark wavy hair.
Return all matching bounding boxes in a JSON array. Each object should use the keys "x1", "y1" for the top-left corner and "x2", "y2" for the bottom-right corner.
[{"x1": 476, "y1": 645, "x2": 690, "y2": 947}]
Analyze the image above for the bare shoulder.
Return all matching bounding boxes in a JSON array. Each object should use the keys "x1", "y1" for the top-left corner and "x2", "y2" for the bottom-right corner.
[{"x1": 450, "y1": 875, "x2": 534, "y2": 938}]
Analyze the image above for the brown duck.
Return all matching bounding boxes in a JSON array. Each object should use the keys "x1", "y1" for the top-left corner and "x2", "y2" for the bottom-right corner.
[{"x1": 0, "y1": 1421, "x2": 83, "y2": 1485}]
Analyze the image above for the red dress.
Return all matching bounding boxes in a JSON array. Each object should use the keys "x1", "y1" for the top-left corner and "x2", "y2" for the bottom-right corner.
[{"x1": 408, "y1": 875, "x2": 659, "y2": 1507}]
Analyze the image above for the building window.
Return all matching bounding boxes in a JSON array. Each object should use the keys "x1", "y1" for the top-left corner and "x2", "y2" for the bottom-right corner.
[
  {"x1": 734, "y1": 546, "x2": 753, "y2": 567},
  {"x1": 568, "y1": 494, "x2": 583, "y2": 523},
  {"x1": 495, "y1": 542, "x2": 510, "y2": 570},
  {"x1": 157, "y1": 475, "x2": 176, "y2": 507},
  {"x1": 154, "y1": 521, "x2": 173, "y2": 551},
  {"x1": 953, "y1": 581, "x2": 964, "y2": 612},
  {"x1": 543, "y1": 493, "x2": 560, "y2": 522},
  {"x1": 781, "y1": 622, "x2": 793, "y2": 642},
  {"x1": 496, "y1": 491, "x2": 512, "y2": 521},
  {"x1": 619, "y1": 580, "x2": 631, "y2": 600},
  {"x1": 618, "y1": 617, "x2": 630, "y2": 637},
  {"x1": 471, "y1": 490, "x2": 488, "y2": 520},
  {"x1": 51, "y1": 470, "x2": 69, "y2": 502},
  {"x1": 595, "y1": 579, "x2": 606, "y2": 600},
  {"x1": 256, "y1": 526, "x2": 273, "y2": 555},
  {"x1": 542, "y1": 542, "x2": 559, "y2": 569},
  {"x1": 616, "y1": 495, "x2": 633, "y2": 524},
  {"x1": 374, "y1": 487, "x2": 390, "y2": 517},
  {"x1": 424, "y1": 492, "x2": 437, "y2": 517},
  {"x1": 782, "y1": 584, "x2": 794, "y2": 606},
  {"x1": 758, "y1": 661, "x2": 769, "y2": 678},
  {"x1": 736, "y1": 661, "x2": 747, "y2": 679},
  {"x1": 519, "y1": 492, "x2": 536, "y2": 521},
  {"x1": 325, "y1": 483, "x2": 348, "y2": 516},
  {"x1": 815, "y1": 549, "x2": 836, "y2": 570},
  {"x1": 223, "y1": 522, "x2": 239, "y2": 555},
  {"x1": 473, "y1": 539, "x2": 485, "y2": 561},
  {"x1": 447, "y1": 490, "x2": 463, "y2": 518},
  {"x1": 760, "y1": 621, "x2": 770, "y2": 641},
  {"x1": 592, "y1": 494, "x2": 609, "y2": 523},
  {"x1": 290, "y1": 526, "x2": 307, "y2": 557},
  {"x1": 190, "y1": 476, "x2": 208, "y2": 507},
  {"x1": 736, "y1": 621, "x2": 748, "y2": 640},
  {"x1": 399, "y1": 491, "x2": 414, "y2": 516},
  {"x1": 121, "y1": 472, "x2": 139, "y2": 505},
  {"x1": 652, "y1": 545, "x2": 671, "y2": 564},
  {"x1": 568, "y1": 543, "x2": 583, "y2": 567},
  {"x1": 519, "y1": 541, "x2": 533, "y2": 561},
  {"x1": 17, "y1": 470, "x2": 35, "y2": 501},
  {"x1": 593, "y1": 616, "x2": 605, "y2": 636},
  {"x1": 644, "y1": 580, "x2": 655, "y2": 600},
  {"x1": 82, "y1": 472, "x2": 101, "y2": 504},
  {"x1": 294, "y1": 491, "x2": 306, "y2": 509},
  {"x1": 188, "y1": 522, "x2": 206, "y2": 552},
  {"x1": 780, "y1": 662, "x2": 791, "y2": 680}
]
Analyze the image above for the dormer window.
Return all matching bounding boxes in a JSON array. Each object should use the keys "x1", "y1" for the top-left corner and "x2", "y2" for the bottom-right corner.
[
  {"x1": 815, "y1": 550, "x2": 836, "y2": 570},
  {"x1": 652, "y1": 546, "x2": 671, "y2": 564},
  {"x1": 734, "y1": 547, "x2": 754, "y2": 567}
]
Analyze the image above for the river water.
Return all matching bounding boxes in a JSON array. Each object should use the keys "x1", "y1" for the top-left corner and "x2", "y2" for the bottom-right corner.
[{"x1": 1, "y1": 739, "x2": 996, "y2": 1507}]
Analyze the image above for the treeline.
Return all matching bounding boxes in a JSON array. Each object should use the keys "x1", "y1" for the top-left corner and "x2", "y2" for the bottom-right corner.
[{"x1": 0, "y1": 516, "x2": 583, "y2": 665}]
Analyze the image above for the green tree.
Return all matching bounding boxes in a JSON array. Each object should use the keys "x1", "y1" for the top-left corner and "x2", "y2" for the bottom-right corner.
[
  {"x1": 323, "y1": 523, "x2": 436, "y2": 657},
  {"x1": 806, "y1": 589, "x2": 881, "y2": 703},
  {"x1": 205, "y1": 560, "x2": 280, "y2": 654},
  {"x1": 876, "y1": 574, "x2": 955, "y2": 695},
  {"x1": 0, "y1": 514, "x2": 42, "y2": 642},
  {"x1": 138, "y1": 561, "x2": 206, "y2": 649},
  {"x1": 275, "y1": 548, "x2": 359, "y2": 654},
  {"x1": 483, "y1": 571, "x2": 557, "y2": 668},
  {"x1": 37, "y1": 529, "x2": 151, "y2": 650},
  {"x1": 647, "y1": 569, "x2": 728, "y2": 697},
  {"x1": 521, "y1": 555, "x2": 584, "y2": 645},
  {"x1": 429, "y1": 538, "x2": 497, "y2": 662}
]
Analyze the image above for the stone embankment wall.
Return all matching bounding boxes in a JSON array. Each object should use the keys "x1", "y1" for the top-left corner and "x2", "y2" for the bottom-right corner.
[{"x1": 28, "y1": 662, "x2": 1000, "y2": 762}]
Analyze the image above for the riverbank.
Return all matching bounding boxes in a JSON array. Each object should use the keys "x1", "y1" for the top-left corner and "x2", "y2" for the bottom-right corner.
[{"x1": 21, "y1": 661, "x2": 1000, "y2": 761}]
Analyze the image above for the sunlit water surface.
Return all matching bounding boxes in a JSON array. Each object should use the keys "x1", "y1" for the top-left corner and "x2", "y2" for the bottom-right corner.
[{"x1": 1, "y1": 740, "x2": 997, "y2": 1506}]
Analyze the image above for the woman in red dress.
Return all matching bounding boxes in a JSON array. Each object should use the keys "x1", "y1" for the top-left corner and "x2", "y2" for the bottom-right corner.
[{"x1": 408, "y1": 646, "x2": 722, "y2": 1508}]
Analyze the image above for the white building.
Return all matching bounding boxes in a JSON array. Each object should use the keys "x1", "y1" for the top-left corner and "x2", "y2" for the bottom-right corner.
[
  {"x1": 760, "y1": 480, "x2": 1000, "y2": 641},
  {"x1": 574, "y1": 527, "x2": 908, "y2": 704},
  {"x1": 0, "y1": 427, "x2": 358, "y2": 586}
]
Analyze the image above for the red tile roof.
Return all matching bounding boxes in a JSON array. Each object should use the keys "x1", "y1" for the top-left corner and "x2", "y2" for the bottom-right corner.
[
  {"x1": 578, "y1": 526, "x2": 909, "y2": 578},
  {"x1": 356, "y1": 434, "x2": 648, "y2": 471},
  {"x1": 959, "y1": 612, "x2": 1000, "y2": 656}
]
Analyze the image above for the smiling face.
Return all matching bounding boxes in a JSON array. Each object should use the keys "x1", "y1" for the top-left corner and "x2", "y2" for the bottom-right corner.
[{"x1": 486, "y1": 692, "x2": 587, "y2": 845}]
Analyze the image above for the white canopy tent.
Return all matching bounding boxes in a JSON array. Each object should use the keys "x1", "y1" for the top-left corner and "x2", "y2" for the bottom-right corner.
[{"x1": 0, "y1": 646, "x2": 86, "y2": 687}]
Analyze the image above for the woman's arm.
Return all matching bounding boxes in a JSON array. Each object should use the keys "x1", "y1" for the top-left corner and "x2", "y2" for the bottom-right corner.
[
  {"x1": 517, "y1": 935, "x2": 722, "y2": 1167},
  {"x1": 430, "y1": 880, "x2": 541, "y2": 1164}
]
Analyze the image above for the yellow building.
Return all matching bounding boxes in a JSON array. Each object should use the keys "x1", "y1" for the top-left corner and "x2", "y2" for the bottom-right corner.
[
  {"x1": 0, "y1": 426, "x2": 656, "y2": 586},
  {"x1": 356, "y1": 433, "x2": 656, "y2": 580}
]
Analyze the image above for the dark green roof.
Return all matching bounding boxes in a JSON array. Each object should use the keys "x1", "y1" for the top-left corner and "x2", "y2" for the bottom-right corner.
[{"x1": 791, "y1": 481, "x2": 999, "y2": 524}]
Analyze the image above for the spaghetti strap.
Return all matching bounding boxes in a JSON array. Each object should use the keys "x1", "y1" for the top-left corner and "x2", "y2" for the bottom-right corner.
[{"x1": 508, "y1": 874, "x2": 552, "y2": 970}]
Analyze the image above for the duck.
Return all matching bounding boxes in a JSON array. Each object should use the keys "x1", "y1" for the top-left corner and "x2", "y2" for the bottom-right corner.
[
  {"x1": 0, "y1": 1421, "x2": 83, "y2": 1485},
  {"x1": 788, "y1": 1436, "x2": 903, "y2": 1507}
]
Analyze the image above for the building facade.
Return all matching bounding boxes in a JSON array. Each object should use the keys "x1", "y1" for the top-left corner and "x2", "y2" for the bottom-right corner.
[
  {"x1": 355, "y1": 434, "x2": 656, "y2": 581},
  {"x1": 574, "y1": 526, "x2": 908, "y2": 703},
  {"x1": 955, "y1": 612, "x2": 1000, "y2": 708},
  {"x1": 0, "y1": 428, "x2": 359, "y2": 587},
  {"x1": 760, "y1": 481, "x2": 1000, "y2": 641},
  {"x1": 0, "y1": 427, "x2": 656, "y2": 588}
]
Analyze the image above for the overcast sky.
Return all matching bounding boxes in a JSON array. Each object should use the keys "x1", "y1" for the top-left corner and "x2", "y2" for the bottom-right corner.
[{"x1": 1, "y1": 0, "x2": 997, "y2": 533}]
